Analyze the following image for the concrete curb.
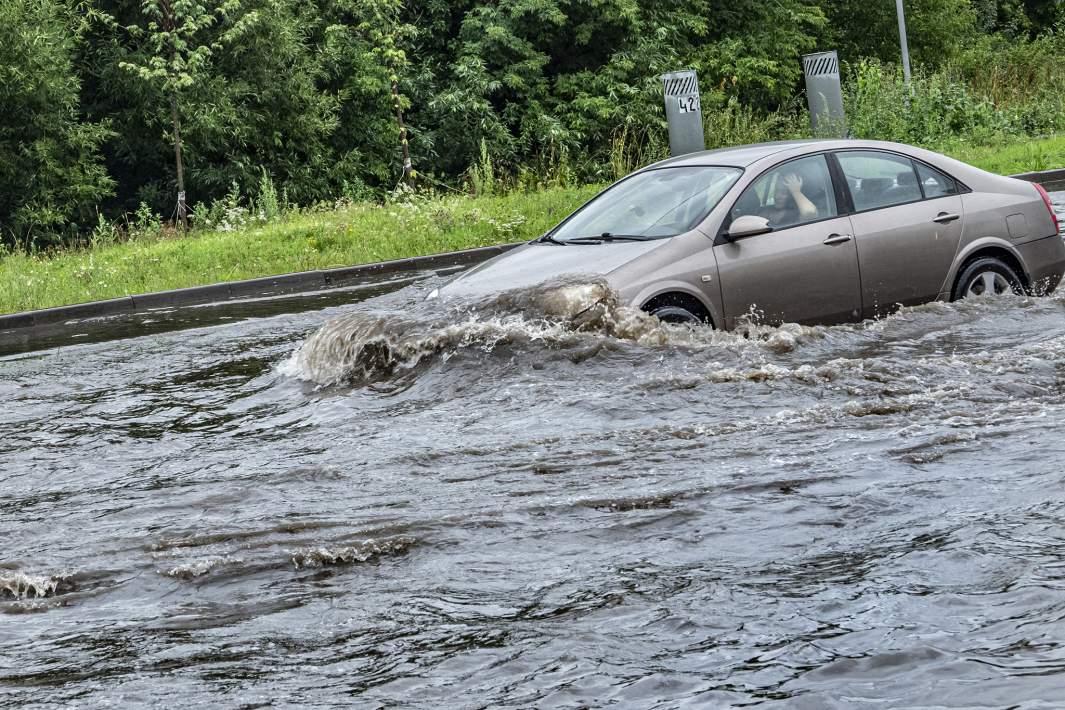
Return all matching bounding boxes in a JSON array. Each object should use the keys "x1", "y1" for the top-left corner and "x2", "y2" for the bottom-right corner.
[
  {"x1": 0, "y1": 242, "x2": 519, "y2": 334},
  {"x1": 1010, "y1": 168, "x2": 1065, "y2": 183}
]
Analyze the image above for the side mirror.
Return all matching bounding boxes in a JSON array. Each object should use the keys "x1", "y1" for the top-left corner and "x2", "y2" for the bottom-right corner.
[{"x1": 726, "y1": 215, "x2": 772, "y2": 240}]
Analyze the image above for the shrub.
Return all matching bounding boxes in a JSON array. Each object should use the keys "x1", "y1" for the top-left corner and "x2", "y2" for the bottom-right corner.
[
  {"x1": 845, "y1": 59, "x2": 1007, "y2": 145},
  {"x1": 0, "y1": 0, "x2": 113, "y2": 248}
]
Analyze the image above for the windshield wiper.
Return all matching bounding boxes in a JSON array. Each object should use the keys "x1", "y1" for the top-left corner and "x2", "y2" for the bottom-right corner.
[
  {"x1": 562, "y1": 232, "x2": 655, "y2": 244},
  {"x1": 534, "y1": 233, "x2": 567, "y2": 245}
]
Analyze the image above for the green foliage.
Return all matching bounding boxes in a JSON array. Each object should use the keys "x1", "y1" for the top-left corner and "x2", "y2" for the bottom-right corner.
[
  {"x1": 842, "y1": 28, "x2": 1065, "y2": 148},
  {"x1": 255, "y1": 168, "x2": 280, "y2": 222},
  {"x1": 414, "y1": 0, "x2": 826, "y2": 180},
  {"x1": 703, "y1": 97, "x2": 809, "y2": 149},
  {"x1": 89, "y1": 210, "x2": 119, "y2": 248},
  {"x1": 131, "y1": 201, "x2": 163, "y2": 237},
  {"x1": 846, "y1": 60, "x2": 998, "y2": 144},
  {"x1": 951, "y1": 30, "x2": 1065, "y2": 134},
  {"x1": 972, "y1": 0, "x2": 1064, "y2": 36},
  {"x1": 0, "y1": 0, "x2": 114, "y2": 247},
  {"x1": 823, "y1": 0, "x2": 979, "y2": 66},
  {"x1": 469, "y1": 139, "x2": 497, "y2": 196},
  {"x1": 119, "y1": 0, "x2": 221, "y2": 93},
  {"x1": 2, "y1": 0, "x2": 1065, "y2": 250},
  {"x1": 192, "y1": 181, "x2": 248, "y2": 231},
  {"x1": 606, "y1": 123, "x2": 669, "y2": 182},
  {"x1": 83, "y1": 0, "x2": 339, "y2": 212}
]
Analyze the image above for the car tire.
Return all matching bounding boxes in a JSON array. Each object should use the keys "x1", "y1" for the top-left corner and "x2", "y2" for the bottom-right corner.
[
  {"x1": 650, "y1": 306, "x2": 702, "y2": 325},
  {"x1": 951, "y1": 257, "x2": 1024, "y2": 301}
]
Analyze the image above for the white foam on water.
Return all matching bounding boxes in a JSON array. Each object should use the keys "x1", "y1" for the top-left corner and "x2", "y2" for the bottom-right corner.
[
  {"x1": 290, "y1": 536, "x2": 417, "y2": 569},
  {"x1": 278, "y1": 277, "x2": 834, "y2": 387},
  {"x1": 0, "y1": 570, "x2": 72, "y2": 600},
  {"x1": 161, "y1": 555, "x2": 245, "y2": 580}
]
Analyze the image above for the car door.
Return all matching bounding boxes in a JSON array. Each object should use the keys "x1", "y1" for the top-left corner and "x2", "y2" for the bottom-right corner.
[
  {"x1": 714, "y1": 154, "x2": 863, "y2": 327},
  {"x1": 834, "y1": 151, "x2": 965, "y2": 318}
]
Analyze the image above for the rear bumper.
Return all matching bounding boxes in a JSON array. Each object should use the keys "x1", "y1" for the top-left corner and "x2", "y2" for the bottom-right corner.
[{"x1": 1017, "y1": 234, "x2": 1065, "y2": 295}]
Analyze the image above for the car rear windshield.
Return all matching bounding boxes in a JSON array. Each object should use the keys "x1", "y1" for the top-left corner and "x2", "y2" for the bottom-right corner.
[{"x1": 551, "y1": 166, "x2": 743, "y2": 240}]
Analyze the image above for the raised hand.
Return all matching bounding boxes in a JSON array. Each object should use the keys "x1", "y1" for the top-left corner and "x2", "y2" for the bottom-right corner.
[{"x1": 782, "y1": 173, "x2": 804, "y2": 194}]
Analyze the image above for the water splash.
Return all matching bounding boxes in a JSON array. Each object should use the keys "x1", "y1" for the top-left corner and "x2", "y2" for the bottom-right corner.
[
  {"x1": 0, "y1": 570, "x2": 73, "y2": 600},
  {"x1": 161, "y1": 556, "x2": 244, "y2": 580},
  {"x1": 290, "y1": 536, "x2": 417, "y2": 569},
  {"x1": 279, "y1": 276, "x2": 831, "y2": 387}
]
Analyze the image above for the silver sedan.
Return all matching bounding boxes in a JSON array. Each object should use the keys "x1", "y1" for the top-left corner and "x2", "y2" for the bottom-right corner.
[{"x1": 437, "y1": 139, "x2": 1065, "y2": 328}]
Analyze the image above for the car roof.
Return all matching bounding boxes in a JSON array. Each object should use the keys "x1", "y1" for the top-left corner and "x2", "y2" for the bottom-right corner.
[
  {"x1": 636, "y1": 138, "x2": 1008, "y2": 193},
  {"x1": 642, "y1": 138, "x2": 874, "y2": 169}
]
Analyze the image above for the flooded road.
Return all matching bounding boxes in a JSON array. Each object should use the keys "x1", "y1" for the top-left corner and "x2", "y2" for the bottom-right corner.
[{"x1": 3, "y1": 196, "x2": 1065, "y2": 708}]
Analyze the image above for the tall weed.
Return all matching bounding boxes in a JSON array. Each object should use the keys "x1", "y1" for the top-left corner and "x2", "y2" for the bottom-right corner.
[
  {"x1": 468, "y1": 139, "x2": 497, "y2": 196},
  {"x1": 129, "y1": 202, "x2": 162, "y2": 239},
  {"x1": 609, "y1": 124, "x2": 668, "y2": 180},
  {"x1": 255, "y1": 168, "x2": 281, "y2": 222},
  {"x1": 702, "y1": 96, "x2": 809, "y2": 149}
]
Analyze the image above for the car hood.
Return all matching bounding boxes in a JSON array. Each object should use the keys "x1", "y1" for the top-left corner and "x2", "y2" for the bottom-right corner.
[{"x1": 437, "y1": 240, "x2": 668, "y2": 298}]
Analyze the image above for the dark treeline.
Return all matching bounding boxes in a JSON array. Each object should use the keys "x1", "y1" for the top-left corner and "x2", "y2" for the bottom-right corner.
[{"x1": 1, "y1": 0, "x2": 1062, "y2": 247}]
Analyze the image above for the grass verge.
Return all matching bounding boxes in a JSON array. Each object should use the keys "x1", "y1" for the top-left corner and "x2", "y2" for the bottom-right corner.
[
  {"x1": 1, "y1": 135, "x2": 1062, "y2": 316},
  {"x1": 944, "y1": 134, "x2": 1065, "y2": 174},
  {"x1": 0, "y1": 185, "x2": 601, "y2": 315}
]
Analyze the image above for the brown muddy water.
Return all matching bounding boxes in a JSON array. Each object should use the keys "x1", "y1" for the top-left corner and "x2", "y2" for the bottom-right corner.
[{"x1": 3, "y1": 196, "x2": 1065, "y2": 708}]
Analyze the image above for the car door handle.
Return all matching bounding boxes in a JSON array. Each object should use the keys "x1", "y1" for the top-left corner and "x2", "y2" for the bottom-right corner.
[
  {"x1": 933, "y1": 212, "x2": 961, "y2": 224},
  {"x1": 823, "y1": 234, "x2": 853, "y2": 245}
]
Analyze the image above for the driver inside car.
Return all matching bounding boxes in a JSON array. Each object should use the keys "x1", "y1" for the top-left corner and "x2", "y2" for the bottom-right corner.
[{"x1": 761, "y1": 171, "x2": 819, "y2": 228}]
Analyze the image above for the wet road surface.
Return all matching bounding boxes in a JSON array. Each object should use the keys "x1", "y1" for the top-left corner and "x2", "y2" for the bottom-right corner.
[{"x1": 2, "y1": 195, "x2": 1065, "y2": 708}]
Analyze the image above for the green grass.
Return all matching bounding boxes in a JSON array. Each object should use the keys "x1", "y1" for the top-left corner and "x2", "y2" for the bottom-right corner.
[
  {"x1": 1, "y1": 134, "x2": 1063, "y2": 315},
  {"x1": 0, "y1": 185, "x2": 601, "y2": 314},
  {"x1": 940, "y1": 134, "x2": 1065, "y2": 174}
]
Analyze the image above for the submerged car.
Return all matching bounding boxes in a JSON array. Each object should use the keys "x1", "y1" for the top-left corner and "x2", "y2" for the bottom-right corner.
[{"x1": 435, "y1": 139, "x2": 1065, "y2": 329}]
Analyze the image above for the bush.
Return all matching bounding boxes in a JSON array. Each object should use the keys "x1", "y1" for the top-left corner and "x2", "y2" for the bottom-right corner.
[
  {"x1": 703, "y1": 95, "x2": 809, "y2": 149},
  {"x1": 846, "y1": 59, "x2": 1006, "y2": 145},
  {"x1": 0, "y1": 0, "x2": 114, "y2": 248},
  {"x1": 844, "y1": 30, "x2": 1065, "y2": 147}
]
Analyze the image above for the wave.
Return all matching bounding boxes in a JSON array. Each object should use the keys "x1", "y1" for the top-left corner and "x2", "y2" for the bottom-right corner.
[
  {"x1": 161, "y1": 555, "x2": 245, "y2": 580},
  {"x1": 280, "y1": 269, "x2": 1065, "y2": 389},
  {"x1": 279, "y1": 276, "x2": 830, "y2": 387},
  {"x1": 0, "y1": 570, "x2": 75, "y2": 600},
  {"x1": 290, "y1": 536, "x2": 417, "y2": 569}
]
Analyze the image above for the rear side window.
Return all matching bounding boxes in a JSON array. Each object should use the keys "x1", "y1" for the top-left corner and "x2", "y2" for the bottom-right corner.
[
  {"x1": 837, "y1": 151, "x2": 922, "y2": 211},
  {"x1": 915, "y1": 162, "x2": 959, "y2": 198}
]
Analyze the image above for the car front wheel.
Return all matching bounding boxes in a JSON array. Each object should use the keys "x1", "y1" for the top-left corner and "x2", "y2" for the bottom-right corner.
[
  {"x1": 951, "y1": 257, "x2": 1024, "y2": 301},
  {"x1": 650, "y1": 306, "x2": 702, "y2": 324}
]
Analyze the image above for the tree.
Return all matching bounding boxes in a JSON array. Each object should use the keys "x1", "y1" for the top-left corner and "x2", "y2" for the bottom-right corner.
[
  {"x1": 0, "y1": 0, "x2": 114, "y2": 247},
  {"x1": 82, "y1": 0, "x2": 338, "y2": 216},
  {"x1": 308, "y1": 0, "x2": 417, "y2": 190},
  {"x1": 822, "y1": 0, "x2": 978, "y2": 66},
  {"x1": 120, "y1": 0, "x2": 222, "y2": 230},
  {"x1": 371, "y1": 0, "x2": 415, "y2": 183},
  {"x1": 409, "y1": 0, "x2": 825, "y2": 176}
]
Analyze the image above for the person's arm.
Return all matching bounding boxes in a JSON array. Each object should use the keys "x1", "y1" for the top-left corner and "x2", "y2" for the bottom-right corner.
[{"x1": 783, "y1": 174, "x2": 818, "y2": 220}]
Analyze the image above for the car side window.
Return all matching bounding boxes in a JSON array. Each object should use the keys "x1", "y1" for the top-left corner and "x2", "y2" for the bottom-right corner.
[
  {"x1": 915, "y1": 162, "x2": 959, "y2": 198},
  {"x1": 732, "y1": 155, "x2": 838, "y2": 231},
  {"x1": 837, "y1": 151, "x2": 922, "y2": 211}
]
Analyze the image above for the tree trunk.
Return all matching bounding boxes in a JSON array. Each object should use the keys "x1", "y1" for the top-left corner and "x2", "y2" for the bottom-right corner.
[
  {"x1": 391, "y1": 78, "x2": 412, "y2": 183},
  {"x1": 162, "y1": 0, "x2": 187, "y2": 231},
  {"x1": 171, "y1": 93, "x2": 187, "y2": 231}
]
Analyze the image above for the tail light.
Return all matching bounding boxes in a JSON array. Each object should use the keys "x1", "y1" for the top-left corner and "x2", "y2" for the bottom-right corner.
[{"x1": 1034, "y1": 182, "x2": 1060, "y2": 236}]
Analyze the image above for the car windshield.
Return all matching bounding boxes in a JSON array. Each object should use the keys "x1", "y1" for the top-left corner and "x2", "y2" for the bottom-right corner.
[{"x1": 551, "y1": 166, "x2": 742, "y2": 241}]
